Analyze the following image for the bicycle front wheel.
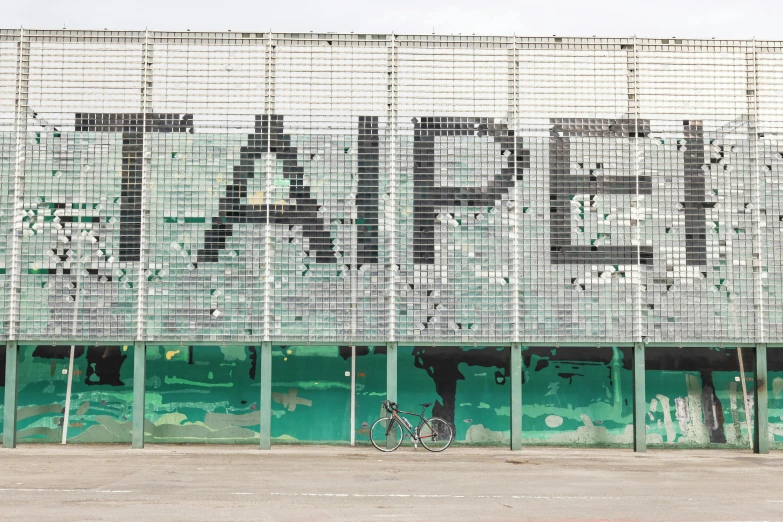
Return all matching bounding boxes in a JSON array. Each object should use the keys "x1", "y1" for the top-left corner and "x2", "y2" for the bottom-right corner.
[
  {"x1": 370, "y1": 416, "x2": 404, "y2": 452},
  {"x1": 418, "y1": 417, "x2": 454, "y2": 452}
]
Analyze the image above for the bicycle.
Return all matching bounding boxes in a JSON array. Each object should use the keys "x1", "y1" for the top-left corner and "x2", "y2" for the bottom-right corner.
[{"x1": 369, "y1": 400, "x2": 454, "y2": 452}]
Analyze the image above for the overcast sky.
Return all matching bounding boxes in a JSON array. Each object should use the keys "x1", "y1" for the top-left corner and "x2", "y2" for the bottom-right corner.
[{"x1": 3, "y1": 0, "x2": 781, "y2": 40}]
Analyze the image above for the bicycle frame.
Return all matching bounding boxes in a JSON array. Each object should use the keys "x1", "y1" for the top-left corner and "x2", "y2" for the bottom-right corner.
[{"x1": 386, "y1": 409, "x2": 437, "y2": 440}]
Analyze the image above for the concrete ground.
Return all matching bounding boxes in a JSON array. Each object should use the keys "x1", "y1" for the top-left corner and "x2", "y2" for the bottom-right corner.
[{"x1": 0, "y1": 444, "x2": 781, "y2": 521}]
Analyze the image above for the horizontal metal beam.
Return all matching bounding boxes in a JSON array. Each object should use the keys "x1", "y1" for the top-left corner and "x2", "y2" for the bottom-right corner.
[
  {"x1": 642, "y1": 342, "x2": 759, "y2": 348},
  {"x1": 5, "y1": 339, "x2": 775, "y2": 348},
  {"x1": 14, "y1": 340, "x2": 137, "y2": 346}
]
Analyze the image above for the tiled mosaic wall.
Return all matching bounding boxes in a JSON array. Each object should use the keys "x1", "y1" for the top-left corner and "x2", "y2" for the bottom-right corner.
[{"x1": 0, "y1": 32, "x2": 782, "y2": 343}]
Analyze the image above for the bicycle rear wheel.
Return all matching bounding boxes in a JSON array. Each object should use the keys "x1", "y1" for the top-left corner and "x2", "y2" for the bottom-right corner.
[
  {"x1": 370, "y1": 417, "x2": 403, "y2": 452},
  {"x1": 418, "y1": 417, "x2": 453, "y2": 452}
]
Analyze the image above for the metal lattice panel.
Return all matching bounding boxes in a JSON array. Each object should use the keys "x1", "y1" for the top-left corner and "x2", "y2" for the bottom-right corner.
[{"x1": 0, "y1": 30, "x2": 780, "y2": 344}]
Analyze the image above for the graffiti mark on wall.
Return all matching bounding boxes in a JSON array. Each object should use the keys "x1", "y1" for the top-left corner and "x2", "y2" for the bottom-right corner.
[{"x1": 272, "y1": 389, "x2": 312, "y2": 412}]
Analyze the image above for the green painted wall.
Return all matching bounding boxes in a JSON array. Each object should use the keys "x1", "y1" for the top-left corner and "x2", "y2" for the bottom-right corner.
[
  {"x1": 143, "y1": 346, "x2": 259, "y2": 443},
  {"x1": 144, "y1": 345, "x2": 352, "y2": 443},
  {"x1": 521, "y1": 347, "x2": 632, "y2": 446},
  {"x1": 355, "y1": 347, "x2": 387, "y2": 443},
  {"x1": 11, "y1": 345, "x2": 135, "y2": 443},
  {"x1": 397, "y1": 346, "x2": 510, "y2": 444},
  {"x1": 1, "y1": 344, "x2": 782, "y2": 448},
  {"x1": 771, "y1": 370, "x2": 783, "y2": 446},
  {"x1": 646, "y1": 368, "x2": 751, "y2": 447},
  {"x1": 270, "y1": 345, "x2": 351, "y2": 442}
]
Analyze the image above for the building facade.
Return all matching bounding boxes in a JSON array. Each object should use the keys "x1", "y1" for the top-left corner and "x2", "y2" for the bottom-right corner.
[{"x1": 0, "y1": 30, "x2": 781, "y2": 449}]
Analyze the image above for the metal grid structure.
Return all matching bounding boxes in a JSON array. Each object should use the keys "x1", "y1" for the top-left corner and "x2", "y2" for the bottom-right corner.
[{"x1": 0, "y1": 30, "x2": 781, "y2": 345}]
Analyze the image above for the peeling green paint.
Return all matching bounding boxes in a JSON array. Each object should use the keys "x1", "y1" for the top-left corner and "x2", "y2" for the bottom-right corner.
[{"x1": 164, "y1": 376, "x2": 233, "y2": 388}]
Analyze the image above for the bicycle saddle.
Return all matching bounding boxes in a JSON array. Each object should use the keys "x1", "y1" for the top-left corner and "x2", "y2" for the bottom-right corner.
[{"x1": 420, "y1": 402, "x2": 432, "y2": 407}]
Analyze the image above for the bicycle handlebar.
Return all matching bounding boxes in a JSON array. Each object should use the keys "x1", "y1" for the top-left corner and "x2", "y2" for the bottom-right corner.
[{"x1": 382, "y1": 400, "x2": 398, "y2": 413}]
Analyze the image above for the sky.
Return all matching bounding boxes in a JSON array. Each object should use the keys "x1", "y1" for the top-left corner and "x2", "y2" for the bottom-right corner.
[{"x1": 2, "y1": 0, "x2": 781, "y2": 40}]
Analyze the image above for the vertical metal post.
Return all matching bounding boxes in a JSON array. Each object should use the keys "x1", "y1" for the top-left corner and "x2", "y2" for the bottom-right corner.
[
  {"x1": 135, "y1": 30, "x2": 152, "y2": 345},
  {"x1": 4, "y1": 29, "x2": 26, "y2": 450},
  {"x1": 633, "y1": 342, "x2": 646, "y2": 452},
  {"x1": 387, "y1": 33, "x2": 397, "y2": 343},
  {"x1": 754, "y1": 344, "x2": 768, "y2": 454},
  {"x1": 132, "y1": 342, "x2": 146, "y2": 449},
  {"x1": 510, "y1": 343, "x2": 522, "y2": 450},
  {"x1": 3, "y1": 342, "x2": 19, "y2": 448},
  {"x1": 348, "y1": 35, "x2": 359, "y2": 444},
  {"x1": 748, "y1": 35, "x2": 769, "y2": 449},
  {"x1": 60, "y1": 345, "x2": 75, "y2": 444},
  {"x1": 386, "y1": 342, "x2": 397, "y2": 450},
  {"x1": 62, "y1": 145, "x2": 89, "y2": 445},
  {"x1": 511, "y1": 35, "x2": 520, "y2": 345},
  {"x1": 385, "y1": 37, "x2": 398, "y2": 453},
  {"x1": 259, "y1": 341, "x2": 272, "y2": 450},
  {"x1": 262, "y1": 33, "x2": 274, "y2": 343},
  {"x1": 350, "y1": 345, "x2": 356, "y2": 446},
  {"x1": 8, "y1": 29, "x2": 28, "y2": 342},
  {"x1": 631, "y1": 36, "x2": 643, "y2": 344},
  {"x1": 737, "y1": 347, "x2": 754, "y2": 450},
  {"x1": 386, "y1": 342, "x2": 397, "y2": 403},
  {"x1": 749, "y1": 38, "x2": 765, "y2": 348}
]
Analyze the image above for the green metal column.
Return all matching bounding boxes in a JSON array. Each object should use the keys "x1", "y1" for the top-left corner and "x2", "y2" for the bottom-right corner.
[
  {"x1": 2, "y1": 342, "x2": 18, "y2": 448},
  {"x1": 132, "y1": 342, "x2": 146, "y2": 449},
  {"x1": 633, "y1": 342, "x2": 646, "y2": 453},
  {"x1": 754, "y1": 344, "x2": 769, "y2": 454},
  {"x1": 386, "y1": 342, "x2": 397, "y2": 450},
  {"x1": 386, "y1": 342, "x2": 397, "y2": 404},
  {"x1": 510, "y1": 343, "x2": 522, "y2": 450},
  {"x1": 259, "y1": 342, "x2": 272, "y2": 450}
]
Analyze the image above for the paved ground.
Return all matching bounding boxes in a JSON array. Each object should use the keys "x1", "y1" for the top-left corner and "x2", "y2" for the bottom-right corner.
[{"x1": 0, "y1": 444, "x2": 781, "y2": 521}]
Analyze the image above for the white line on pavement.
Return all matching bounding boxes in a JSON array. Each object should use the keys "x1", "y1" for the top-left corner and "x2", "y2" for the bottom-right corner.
[
  {"x1": 267, "y1": 492, "x2": 622, "y2": 501},
  {"x1": 0, "y1": 488, "x2": 77, "y2": 493},
  {"x1": 0, "y1": 488, "x2": 131, "y2": 493}
]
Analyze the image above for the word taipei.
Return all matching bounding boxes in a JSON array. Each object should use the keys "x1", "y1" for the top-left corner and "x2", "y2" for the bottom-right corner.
[{"x1": 75, "y1": 112, "x2": 721, "y2": 268}]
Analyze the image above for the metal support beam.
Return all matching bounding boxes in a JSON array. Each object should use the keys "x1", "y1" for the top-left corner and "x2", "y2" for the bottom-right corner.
[
  {"x1": 387, "y1": 33, "x2": 397, "y2": 345},
  {"x1": 3, "y1": 342, "x2": 19, "y2": 448},
  {"x1": 754, "y1": 344, "x2": 768, "y2": 454},
  {"x1": 259, "y1": 342, "x2": 272, "y2": 450},
  {"x1": 386, "y1": 342, "x2": 397, "y2": 404},
  {"x1": 8, "y1": 30, "x2": 28, "y2": 344},
  {"x1": 386, "y1": 342, "x2": 397, "y2": 450},
  {"x1": 510, "y1": 343, "x2": 522, "y2": 451},
  {"x1": 132, "y1": 342, "x2": 146, "y2": 449},
  {"x1": 633, "y1": 342, "x2": 646, "y2": 452},
  {"x1": 135, "y1": 31, "x2": 152, "y2": 351},
  {"x1": 350, "y1": 345, "x2": 356, "y2": 446}
]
